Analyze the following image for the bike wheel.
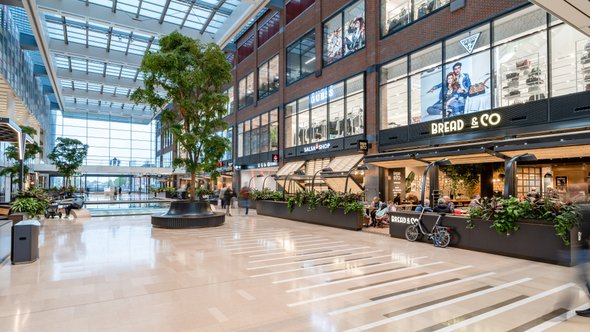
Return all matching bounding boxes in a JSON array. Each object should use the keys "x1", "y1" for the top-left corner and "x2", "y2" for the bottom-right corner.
[
  {"x1": 436, "y1": 229, "x2": 451, "y2": 248},
  {"x1": 405, "y1": 225, "x2": 422, "y2": 242}
]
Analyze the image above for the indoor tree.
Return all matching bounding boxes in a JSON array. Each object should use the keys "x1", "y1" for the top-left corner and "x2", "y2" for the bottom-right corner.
[
  {"x1": 48, "y1": 137, "x2": 89, "y2": 189},
  {"x1": 0, "y1": 126, "x2": 43, "y2": 187},
  {"x1": 131, "y1": 31, "x2": 232, "y2": 201}
]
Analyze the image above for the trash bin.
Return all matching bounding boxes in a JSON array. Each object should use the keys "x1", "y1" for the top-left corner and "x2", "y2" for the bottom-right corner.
[{"x1": 11, "y1": 220, "x2": 40, "y2": 264}]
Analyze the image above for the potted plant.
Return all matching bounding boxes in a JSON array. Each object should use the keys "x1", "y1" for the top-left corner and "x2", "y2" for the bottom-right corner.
[
  {"x1": 11, "y1": 189, "x2": 50, "y2": 220},
  {"x1": 131, "y1": 31, "x2": 231, "y2": 228}
]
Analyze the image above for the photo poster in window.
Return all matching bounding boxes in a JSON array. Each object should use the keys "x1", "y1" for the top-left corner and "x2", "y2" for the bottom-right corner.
[
  {"x1": 555, "y1": 176, "x2": 567, "y2": 193},
  {"x1": 343, "y1": 1, "x2": 366, "y2": 57},
  {"x1": 324, "y1": 16, "x2": 343, "y2": 65},
  {"x1": 421, "y1": 52, "x2": 491, "y2": 120}
]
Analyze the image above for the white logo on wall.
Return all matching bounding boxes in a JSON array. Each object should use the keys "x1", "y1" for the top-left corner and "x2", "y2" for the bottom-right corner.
[
  {"x1": 303, "y1": 142, "x2": 331, "y2": 153},
  {"x1": 460, "y1": 32, "x2": 480, "y2": 54}
]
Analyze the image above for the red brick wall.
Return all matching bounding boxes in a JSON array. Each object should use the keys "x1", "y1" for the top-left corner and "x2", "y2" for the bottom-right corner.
[{"x1": 229, "y1": 0, "x2": 529, "y2": 155}]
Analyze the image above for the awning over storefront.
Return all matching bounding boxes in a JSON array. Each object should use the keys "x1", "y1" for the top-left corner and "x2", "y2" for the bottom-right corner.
[
  {"x1": 320, "y1": 154, "x2": 366, "y2": 194},
  {"x1": 276, "y1": 160, "x2": 305, "y2": 178}
]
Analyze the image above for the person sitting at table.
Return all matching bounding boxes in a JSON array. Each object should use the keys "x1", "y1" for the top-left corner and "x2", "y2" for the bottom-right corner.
[
  {"x1": 407, "y1": 192, "x2": 419, "y2": 205},
  {"x1": 443, "y1": 195, "x2": 455, "y2": 212},
  {"x1": 433, "y1": 198, "x2": 452, "y2": 213},
  {"x1": 415, "y1": 199, "x2": 433, "y2": 212},
  {"x1": 393, "y1": 193, "x2": 402, "y2": 205},
  {"x1": 388, "y1": 201, "x2": 397, "y2": 212},
  {"x1": 469, "y1": 194, "x2": 480, "y2": 208},
  {"x1": 367, "y1": 196, "x2": 382, "y2": 227}
]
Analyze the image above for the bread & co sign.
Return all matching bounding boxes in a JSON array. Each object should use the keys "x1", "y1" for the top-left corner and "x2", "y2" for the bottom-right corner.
[{"x1": 431, "y1": 113, "x2": 502, "y2": 135}]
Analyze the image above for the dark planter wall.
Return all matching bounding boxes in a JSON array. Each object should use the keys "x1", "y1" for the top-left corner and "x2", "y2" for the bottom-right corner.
[
  {"x1": 388, "y1": 211, "x2": 580, "y2": 266},
  {"x1": 256, "y1": 200, "x2": 364, "y2": 230}
]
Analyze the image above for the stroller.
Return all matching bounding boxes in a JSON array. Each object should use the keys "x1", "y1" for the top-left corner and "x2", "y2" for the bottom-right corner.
[{"x1": 45, "y1": 203, "x2": 62, "y2": 219}]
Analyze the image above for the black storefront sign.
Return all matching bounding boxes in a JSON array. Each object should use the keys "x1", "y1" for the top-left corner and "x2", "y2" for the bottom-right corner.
[
  {"x1": 430, "y1": 112, "x2": 502, "y2": 135},
  {"x1": 357, "y1": 139, "x2": 369, "y2": 153}
]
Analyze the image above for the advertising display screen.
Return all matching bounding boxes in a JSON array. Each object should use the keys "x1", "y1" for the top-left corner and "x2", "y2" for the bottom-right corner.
[{"x1": 420, "y1": 51, "x2": 491, "y2": 121}]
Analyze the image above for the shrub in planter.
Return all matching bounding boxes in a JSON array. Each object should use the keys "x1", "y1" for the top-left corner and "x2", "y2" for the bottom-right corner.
[
  {"x1": 12, "y1": 189, "x2": 50, "y2": 219},
  {"x1": 467, "y1": 190, "x2": 581, "y2": 245}
]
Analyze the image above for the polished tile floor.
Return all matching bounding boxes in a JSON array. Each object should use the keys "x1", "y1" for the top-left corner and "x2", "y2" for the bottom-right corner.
[{"x1": 1, "y1": 211, "x2": 589, "y2": 331}]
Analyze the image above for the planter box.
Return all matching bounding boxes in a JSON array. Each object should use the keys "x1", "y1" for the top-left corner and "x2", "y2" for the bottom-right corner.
[
  {"x1": 388, "y1": 211, "x2": 584, "y2": 266},
  {"x1": 256, "y1": 200, "x2": 364, "y2": 231}
]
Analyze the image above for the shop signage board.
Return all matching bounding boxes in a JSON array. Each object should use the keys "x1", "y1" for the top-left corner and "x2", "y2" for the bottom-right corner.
[
  {"x1": 357, "y1": 139, "x2": 369, "y2": 153},
  {"x1": 431, "y1": 112, "x2": 502, "y2": 135},
  {"x1": 303, "y1": 142, "x2": 331, "y2": 153},
  {"x1": 235, "y1": 161, "x2": 278, "y2": 170},
  {"x1": 391, "y1": 168, "x2": 405, "y2": 194},
  {"x1": 309, "y1": 85, "x2": 334, "y2": 107},
  {"x1": 460, "y1": 32, "x2": 480, "y2": 54}
]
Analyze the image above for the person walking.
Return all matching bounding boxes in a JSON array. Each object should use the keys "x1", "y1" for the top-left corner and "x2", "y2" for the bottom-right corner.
[
  {"x1": 219, "y1": 184, "x2": 228, "y2": 209},
  {"x1": 224, "y1": 187, "x2": 233, "y2": 216},
  {"x1": 239, "y1": 187, "x2": 251, "y2": 215}
]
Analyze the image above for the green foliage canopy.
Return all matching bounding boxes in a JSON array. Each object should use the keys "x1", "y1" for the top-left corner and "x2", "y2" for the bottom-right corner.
[
  {"x1": 0, "y1": 126, "x2": 43, "y2": 181},
  {"x1": 48, "y1": 137, "x2": 89, "y2": 187},
  {"x1": 131, "y1": 31, "x2": 232, "y2": 200}
]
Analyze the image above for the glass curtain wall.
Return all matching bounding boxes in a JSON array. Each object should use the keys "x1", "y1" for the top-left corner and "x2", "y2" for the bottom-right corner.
[
  {"x1": 379, "y1": 7, "x2": 586, "y2": 130},
  {"x1": 285, "y1": 74, "x2": 365, "y2": 148},
  {"x1": 238, "y1": 72, "x2": 255, "y2": 109},
  {"x1": 52, "y1": 110, "x2": 156, "y2": 166}
]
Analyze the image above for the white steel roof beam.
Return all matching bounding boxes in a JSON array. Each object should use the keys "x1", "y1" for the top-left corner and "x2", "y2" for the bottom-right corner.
[
  {"x1": 61, "y1": 89, "x2": 134, "y2": 104},
  {"x1": 36, "y1": 0, "x2": 215, "y2": 41},
  {"x1": 56, "y1": 68, "x2": 139, "y2": 90},
  {"x1": 49, "y1": 39, "x2": 143, "y2": 67}
]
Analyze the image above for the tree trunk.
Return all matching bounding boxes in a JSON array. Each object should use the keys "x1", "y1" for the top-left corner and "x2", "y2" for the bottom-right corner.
[{"x1": 190, "y1": 172, "x2": 196, "y2": 201}]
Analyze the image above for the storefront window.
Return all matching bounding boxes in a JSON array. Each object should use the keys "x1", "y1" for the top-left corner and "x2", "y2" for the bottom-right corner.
[
  {"x1": 237, "y1": 123, "x2": 244, "y2": 158},
  {"x1": 380, "y1": 57, "x2": 408, "y2": 129},
  {"x1": 258, "y1": 55, "x2": 279, "y2": 99},
  {"x1": 251, "y1": 117, "x2": 260, "y2": 155},
  {"x1": 381, "y1": 0, "x2": 450, "y2": 37},
  {"x1": 493, "y1": 32, "x2": 547, "y2": 108},
  {"x1": 244, "y1": 120, "x2": 251, "y2": 157},
  {"x1": 297, "y1": 97, "x2": 310, "y2": 145},
  {"x1": 270, "y1": 109, "x2": 279, "y2": 150},
  {"x1": 286, "y1": 30, "x2": 316, "y2": 85},
  {"x1": 550, "y1": 24, "x2": 590, "y2": 97},
  {"x1": 224, "y1": 87, "x2": 234, "y2": 116},
  {"x1": 329, "y1": 82, "x2": 345, "y2": 139},
  {"x1": 345, "y1": 74, "x2": 364, "y2": 136},
  {"x1": 409, "y1": 43, "x2": 442, "y2": 124},
  {"x1": 310, "y1": 104, "x2": 327, "y2": 142},
  {"x1": 238, "y1": 72, "x2": 255, "y2": 109},
  {"x1": 323, "y1": 0, "x2": 365, "y2": 66},
  {"x1": 285, "y1": 102, "x2": 296, "y2": 148}
]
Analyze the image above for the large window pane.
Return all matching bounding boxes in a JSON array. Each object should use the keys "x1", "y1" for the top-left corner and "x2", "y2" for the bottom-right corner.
[
  {"x1": 286, "y1": 42, "x2": 301, "y2": 85},
  {"x1": 270, "y1": 109, "x2": 278, "y2": 150},
  {"x1": 258, "y1": 61, "x2": 269, "y2": 98},
  {"x1": 251, "y1": 117, "x2": 260, "y2": 155},
  {"x1": 493, "y1": 32, "x2": 547, "y2": 107},
  {"x1": 285, "y1": 102, "x2": 296, "y2": 148},
  {"x1": 550, "y1": 24, "x2": 590, "y2": 97},
  {"x1": 246, "y1": 72, "x2": 254, "y2": 106},
  {"x1": 324, "y1": 14, "x2": 343, "y2": 65},
  {"x1": 343, "y1": 1, "x2": 365, "y2": 57},
  {"x1": 410, "y1": 43, "x2": 442, "y2": 123},
  {"x1": 346, "y1": 92, "x2": 364, "y2": 136},
  {"x1": 381, "y1": 0, "x2": 410, "y2": 36},
  {"x1": 329, "y1": 97, "x2": 345, "y2": 139},
  {"x1": 301, "y1": 31, "x2": 316, "y2": 77},
  {"x1": 380, "y1": 78, "x2": 408, "y2": 129},
  {"x1": 237, "y1": 123, "x2": 244, "y2": 157},
  {"x1": 310, "y1": 105, "x2": 327, "y2": 142},
  {"x1": 297, "y1": 98, "x2": 310, "y2": 145},
  {"x1": 414, "y1": 0, "x2": 450, "y2": 20}
]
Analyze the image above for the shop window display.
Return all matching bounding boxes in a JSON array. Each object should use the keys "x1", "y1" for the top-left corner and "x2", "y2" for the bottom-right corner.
[
  {"x1": 286, "y1": 74, "x2": 365, "y2": 148},
  {"x1": 493, "y1": 32, "x2": 547, "y2": 107},
  {"x1": 251, "y1": 117, "x2": 260, "y2": 155},
  {"x1": 237, "y1": 123, "x2": 244, "y2": 158},
  {"x1": 243, "y1": 120, "x2": 251, "y2": 157},
  {"x1": 285, "y1": 102, "x2": 296, "y2": 148},
  {"x1": 380, "y1": 57, "x2": 408, "y2": 129},
  {"x1": 260, "y1": 114, "x2": 270, "y2": 153},
  {"x1": 550, "y1": 24, "x2": 590, "y2": 97},
  {"x1": 270, "y1": 109, "x2": 279, "y2": 150},
  {"x1": 323, "y1": 1, "x2": 365, "y2": 66}
]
